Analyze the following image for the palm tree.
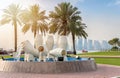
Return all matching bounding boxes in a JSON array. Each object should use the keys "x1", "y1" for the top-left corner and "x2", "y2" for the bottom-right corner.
[
  {"x1": 108, "y1": 38, "x2": 120, "y2": 50},
  {"x1": 118, "y1": 41, "x2": 120, "y2": 47},
  {"x1": 112, "y1": 38, "x2": 119, "y2": 47},
  {"x1": 20, "y1": 4, "x2": 48, "y2": 38},
  {"x1": 49, "y1": 2, "x2": 88, "y2": 55},
  {"x1": 108, "y1": 40, "x2": 114, "y2": 46},
  {"x1": 108, "y1": 38, "x2": 119, "y2": 47},
  {"x1": 70, "y1": 23, "x2": 87, "y2": 54},
  {"x1": 0, "y1": 4, "x2": 22, "y2": 52}
]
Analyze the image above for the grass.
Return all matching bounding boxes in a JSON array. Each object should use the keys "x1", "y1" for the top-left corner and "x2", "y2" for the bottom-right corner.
[
  {"x1": 0, "y1": 55, "x2": 24, "y2": 59},
  {"x1": 0, "y1": 55, "x2": 12, "y2": 59},
  {"x1": 95, "y1": 58, "x2": 120, "y2": 66},
  {"x1": 77, "y1": 51, "x2": 120, "y2": 66},
  {"x1": 78, "y1": 51, "x2": 120, "y2": 56}
]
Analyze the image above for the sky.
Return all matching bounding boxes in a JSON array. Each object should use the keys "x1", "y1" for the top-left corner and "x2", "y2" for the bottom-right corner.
[{"x1": 0, "y1": 0, "x2": 120, "y2": 49}]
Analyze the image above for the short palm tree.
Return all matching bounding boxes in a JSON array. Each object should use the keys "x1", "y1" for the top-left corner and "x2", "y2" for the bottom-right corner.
[
  {"x1": 20, "y1": 4, "x2": 48, "y2": 38},
  {"x1": 0, "y1": 4, "x2": 22, "y2": 52},
  {"x1": 108, "y1": 38, "x2": 119, "y2": 47},
  {"x1": 49, "y1": 2, "x2": 88, "y2": 55},
  {"x1": 108, "y1": 40, "x2": 114, "y2": 46},
  {"x1": 118, "y1": 41, "x2": 120, "y2": 47},
  {"x1": 113, "y1": 38, "x2": 119, "y2": 47},
  {"x1": 108, "y1": 38, "x2": 120, "y2": 51}
]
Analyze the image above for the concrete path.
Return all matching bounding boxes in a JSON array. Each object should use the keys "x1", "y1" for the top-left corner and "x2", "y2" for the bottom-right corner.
[{"x1": 0, "y1": 64, "x2": 120, "y2": 78}]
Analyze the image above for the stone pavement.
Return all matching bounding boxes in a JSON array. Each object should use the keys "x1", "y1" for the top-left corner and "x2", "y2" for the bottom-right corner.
[{"x1": 0, "y1": 64, "x2": 120, "y2": 78}]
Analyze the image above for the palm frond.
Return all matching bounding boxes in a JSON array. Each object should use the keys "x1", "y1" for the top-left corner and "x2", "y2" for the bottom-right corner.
[
  {"x1": 0, "y1": 18, "x2": 11, "y2": 25},
  {"x1": 22, "y1": 24, "x2": 30, "y2": 33},
  {"x1": 20, "y1": 4, "x2": 48, "y2": 35}
]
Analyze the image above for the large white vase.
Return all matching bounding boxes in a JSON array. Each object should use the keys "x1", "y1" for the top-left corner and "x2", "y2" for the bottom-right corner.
[
  {"x1": 34, "y1": 34, "x2": 43, "y2": 49},
  {"x1": 48, "y1": 48, "x2": 67, "y2": 61},
  {"x1": 22, "y1": 40, "x2": 39, "y2": 57},
  {"x1": 49, "y1": 48, "x2": 66, "y2": 57},
  {"x1": 58, "y1": 36, "x2": 68, "y2": 50},
  {"x1": 46, "y1": 35, "x2": 54, "y2": 52}
]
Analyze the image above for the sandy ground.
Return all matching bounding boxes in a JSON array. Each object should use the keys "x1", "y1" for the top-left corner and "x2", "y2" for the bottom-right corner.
[{"x1": 0, "y1": 64, "x2": 120, "y2": 78}]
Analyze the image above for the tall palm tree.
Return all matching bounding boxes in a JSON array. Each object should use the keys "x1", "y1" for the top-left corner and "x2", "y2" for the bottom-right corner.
[
  {"x1": 70, "y1": 22, "x2": 87, "y2": 54},
  {"x1": 0, "y1": 4, "x2": 22, "y2": 52},
  {"x1": 20, "y1": 4, "x2": 48, "y2": 38},
  {"x1": 49, "y1": 2, "x2": 88, "y2": 55}
]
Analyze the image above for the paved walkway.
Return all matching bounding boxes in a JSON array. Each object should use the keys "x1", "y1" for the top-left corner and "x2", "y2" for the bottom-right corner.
[{"x1": 0, "y1": 64, "x2": 120, "y2": 78}]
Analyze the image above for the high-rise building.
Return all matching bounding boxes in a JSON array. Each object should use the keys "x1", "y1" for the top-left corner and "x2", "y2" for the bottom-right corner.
[
  {"x1": 77, "y1": 38, "x2": 83, "y2": 50},
  {"x1": 93, "y1": 40, "x2": 101, "y2": 51},
  {"x1": 83, "y1": 39, "x2": 88, "y2": 51},
  {"x1": 88, "y1": 39, "x2": 93, "y2": 50}
]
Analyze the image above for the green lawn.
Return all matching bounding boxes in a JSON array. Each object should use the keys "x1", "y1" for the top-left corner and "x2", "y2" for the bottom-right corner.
[
  {"x1": 0, "y1": 55, "x2": 24, "y2": 59},
  {"x1": 79, "y1": 51, "x2": 120, "y2": 56},
  {"x1": 95, "y1": 58, "x2": 120, "y2": 66},
  {"x1": 0, "y1": 55, "x2": 12, "y2": 59},
  {"x1": 78, "y1": 51, "x2": 120, "y2": 66}
]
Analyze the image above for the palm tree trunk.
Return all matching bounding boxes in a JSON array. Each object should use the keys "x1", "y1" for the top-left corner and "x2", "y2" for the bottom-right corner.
[
  {"x1": 34, "y1": 22, "x2": 37, "y2": 38},
  {"x1": 33, "y1": 31, "x2": 36, "y2": 48},
  {"x1": 72, "y1": 33, "x2": 76, "y2": 55},
  {"x1": 34, "y1": 32, "x2": 36, "y2": 38},
  {"x1": 14, "y1": 20, "x2": 17, "y2": 52}
]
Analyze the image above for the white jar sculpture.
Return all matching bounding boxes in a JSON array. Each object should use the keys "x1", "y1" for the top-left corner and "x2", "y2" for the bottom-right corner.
[
  {"x1": 34, "y1": 34, "x2": 43, "y2": 49},
  {"x1": 58, "y1": 36, "x2": 68, "y2": 50},
  {"x1": 57, "y1": 36, "x2": 68, "y2": 61},
  {"x1": 22, "y1": 40, "x2": 39, "y2": 57},
  {"x1": 22, "y1": 40, "x2": 39, "y2": 62},
  {"x1": 49, "y1": 48, "x2": 66, "y2": 57},
  {"x1": 46, "y1": 35, "x2": 54, "y2": 52}
]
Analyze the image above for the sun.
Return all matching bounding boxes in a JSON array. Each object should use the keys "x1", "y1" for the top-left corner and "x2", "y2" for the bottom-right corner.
[
  {"x1": 0, "y1": 0, "x2": 40, "y2": 18},
  {"x1": 0, "y1": 0, "x2": 39, "y2": 49}
]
